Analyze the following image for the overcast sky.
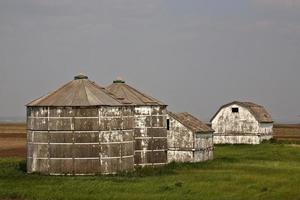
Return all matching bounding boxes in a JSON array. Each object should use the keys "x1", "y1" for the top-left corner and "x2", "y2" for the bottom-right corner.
[{"x1": 0, "y1": 0, "x2": 299, "y2": 123}]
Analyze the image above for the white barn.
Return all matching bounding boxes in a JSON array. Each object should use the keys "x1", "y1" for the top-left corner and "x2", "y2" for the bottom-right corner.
[{"x1": 211, "y1": 101, "x2": 273, "y2": 144}]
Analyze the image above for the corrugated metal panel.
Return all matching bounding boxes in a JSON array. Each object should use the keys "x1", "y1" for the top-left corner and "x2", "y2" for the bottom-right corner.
[{"x1": 27, "y1": 75, "x2": 123, "y2": 107}]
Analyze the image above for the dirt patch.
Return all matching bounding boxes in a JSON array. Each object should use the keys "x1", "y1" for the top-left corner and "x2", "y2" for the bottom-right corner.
[
  {"x1": 273, "y1": 126, "x2": 300, "y2": 141},
  {"x1": 0, "y1": 147, "x2": 26, "y2": 158},
  {"x1": 0, "y1": 133, "x2": 26, "y2": 138},
  {"x1": 0, "y1": 123, "x2": 26, "y2": 134},
  {"x1": 0, "y1": 133, "x2": 26, "y2": 158},
  {"x1": 274, "y1": 124, "x2": 300, "y2": 129}
]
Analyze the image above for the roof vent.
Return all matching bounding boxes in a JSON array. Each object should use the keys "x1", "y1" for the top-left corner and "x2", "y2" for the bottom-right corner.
[
  {"x1": 113, "y1": 76, "x2": 125, "y2": 83},
  {"x1": 74, "y1": 74, "x2": 88, "y2": 80}
]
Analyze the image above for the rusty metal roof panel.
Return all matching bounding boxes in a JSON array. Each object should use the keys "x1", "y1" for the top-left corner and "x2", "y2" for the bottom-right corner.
[
  {"x1": 168, "y1": 111, "x2": 214, "y2": 133},
  {"x1": 210, "y1": 101, "x2": 273, "y2": 123},
  {"x1": 246, "y1": 104, "x2": 273, "y2": 123},
  {"x1": 106, "y1": 79, "x2": 166, "y2": 106},
  {"x1": 27, "y1": 75, "x2": 123, "y2": 107}
]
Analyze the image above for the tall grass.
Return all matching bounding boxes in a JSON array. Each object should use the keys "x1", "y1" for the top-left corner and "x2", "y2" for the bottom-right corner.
[{"x1": 0, "y1": 143, "x2": 300, "y2": 200}]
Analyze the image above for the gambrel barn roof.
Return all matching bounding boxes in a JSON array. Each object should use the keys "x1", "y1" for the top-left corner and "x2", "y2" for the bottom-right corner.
[
  {"x1": 27, "y1": 74, "x2": 122, "y2": 107},
  {"x1": 106, "y1": 79, "x2": 166, "y2": 106},
  {"x1": 168, "y1": 111, "x2": 214, "y2": 133},
  {"x1": 210, "y1": 101, "x2": 273, "y2": 123}
]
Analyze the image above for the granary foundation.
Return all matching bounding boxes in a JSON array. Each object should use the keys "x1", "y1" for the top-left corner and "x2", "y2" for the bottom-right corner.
[
  {"x1": 168, "y1": 148, "x2": 213, "y2": 163},
  {"x1": 213, "y1": 134, "x2": 273, "y2": 145}
]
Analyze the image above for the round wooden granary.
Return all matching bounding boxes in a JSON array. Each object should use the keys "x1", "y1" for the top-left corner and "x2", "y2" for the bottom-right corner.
[
  {"x1": 26, "y1": 74, "x2": 135, "y2": 175},
  {"x1": 107, "y1": 79, "x2": 168, "y2": 167}
]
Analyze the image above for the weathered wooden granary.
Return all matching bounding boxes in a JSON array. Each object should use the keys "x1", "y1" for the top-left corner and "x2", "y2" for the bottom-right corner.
[
  {"x1": 26, "y1": 75, "x2": 215, "y2": 175},
  {"x1": 26, "y1": 74, "x2": 135, "y2": 175},
  {"x1": 106, "y1": 79, "x2": 168, "y2": 167},
  {"x1": 211, "y1": 101, "x2": 273, "y2": 144},
  {"x1": 167, "y1": 112, "x2": 214, "y2": 163}
]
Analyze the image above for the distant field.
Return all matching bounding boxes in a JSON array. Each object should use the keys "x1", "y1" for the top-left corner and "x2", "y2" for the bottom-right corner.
[
  {"x1": 0, "y1": 123, "x2": 26, "y2": 134},
  {"x1": 273, "y1": 124, "x2": 300, "y2": 142},
  {"x1": 0, "y1": 123, "x2": 26, "y2": 157},
  {"x1": 0, "y1": 143, "x2": 300, "y2": 200}
]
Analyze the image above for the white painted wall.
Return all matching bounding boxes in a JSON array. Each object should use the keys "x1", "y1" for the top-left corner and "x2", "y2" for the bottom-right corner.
[
  {"x1": 258, "y1": 123, "x2": 273, "y2": 135},
  {"x1": 212, "y1": 104, "x2": 259, "y2": 134},
  {"x1": 167, "y1": 116, "x2": 194, "y2": 149},
  {"x1": 168, "y1": 151, "x2": 193, "y2": 163},
  {"x1": 167, "y1": 114, "x2": 213, "y2": 162}
]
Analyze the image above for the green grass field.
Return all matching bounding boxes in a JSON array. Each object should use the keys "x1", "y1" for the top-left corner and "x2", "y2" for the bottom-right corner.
[{"x1": 1, "y1": 142, "x2": 300, "y2": 200}]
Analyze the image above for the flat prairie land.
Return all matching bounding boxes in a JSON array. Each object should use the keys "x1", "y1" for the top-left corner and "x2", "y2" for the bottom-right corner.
[
  {"x1": 0, "y1": 143, "x2": 300, "y2": 200},
  {"x1": 0, "y1": 123, "x2": 26, "y2": 134},
  {"x1": 0, "y1": 123, "x2": 26, "y2": 158},
  {"x1": 273, "y1": 124, "x2": 300, "y2": 142},
  {"x1": 0, "y1": 123, "x2": 300, "y2": 200}
]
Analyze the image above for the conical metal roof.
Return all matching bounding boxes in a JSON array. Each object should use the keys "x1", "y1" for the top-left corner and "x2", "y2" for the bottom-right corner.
[
  {"x1": 106, "y1": 79, "x2": 166, "y2": 106},
  {"x1": 27, "y1": 74, "x2": 122, "y2": 107}
]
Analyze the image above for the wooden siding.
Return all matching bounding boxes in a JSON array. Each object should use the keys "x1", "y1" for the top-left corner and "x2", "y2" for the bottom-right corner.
[
  {"x1": 212, "y1": 104, "x2": 273, "y2": 144},
  {"x1": 167, "y1": 114, "x2": 213, "y2": 163},
  {"x1": 133, "y1": 106, "x2": 168, "y2": 166},
  {"x1": 27, "y1": 106, "x2": 135, "y2": 175}
]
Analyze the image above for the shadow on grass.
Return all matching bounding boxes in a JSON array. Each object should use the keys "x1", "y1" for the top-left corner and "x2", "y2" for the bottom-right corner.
[
  {"x1": 115, "y1": 162, "x2": 179, "y2": 178},
  {"x1": 100, "y1": 160, "x2": 226, "y2": 178},
  {"x1": 12, "y1": 158, "x2": 235, "y2": 179},
  {"x1": 13, "y1": 160, "x2": 179, "y2": 178},
  {"x1": 18, "y1": 160, "x2": 26, "y2": 173}
]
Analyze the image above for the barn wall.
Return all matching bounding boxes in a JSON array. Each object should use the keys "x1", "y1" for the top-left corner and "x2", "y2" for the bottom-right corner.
[
  {"x1": 167, "y1": 150, "x2": 193, "y2": 163},
  {"x1": 27, "y1": 106, "x2": 135, "y2": 175},
  {"x1": 258, "y1": 123, "x2": 273, "y2": 135},
  {"x1": 213, "y1": 135, "x2": 261, "y2": 144},
  {"x1": 211, "y1": 104, "x2": 260, "y2": 135},
  {"x1": 167, "y1": 116, "x2": 213, "y2": 163},
  {"x1": 167, "y1": 116, "x2": 193, "y2": 149},
  {"x1": 134, "y1": 106, "x2": 167, "y2": 166},
  {"x1": 167, "y1": 116, "x2": 193, "y2": 163},
  {"x1": 194, "y1": 133, "x2": 213, "y2": 162},
  {"x1": 194, "y1": 149, "x2": 213, "y2": 162},
  {"x1": 211, "y1": 104, "x2": 273, "y2": 144}
]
